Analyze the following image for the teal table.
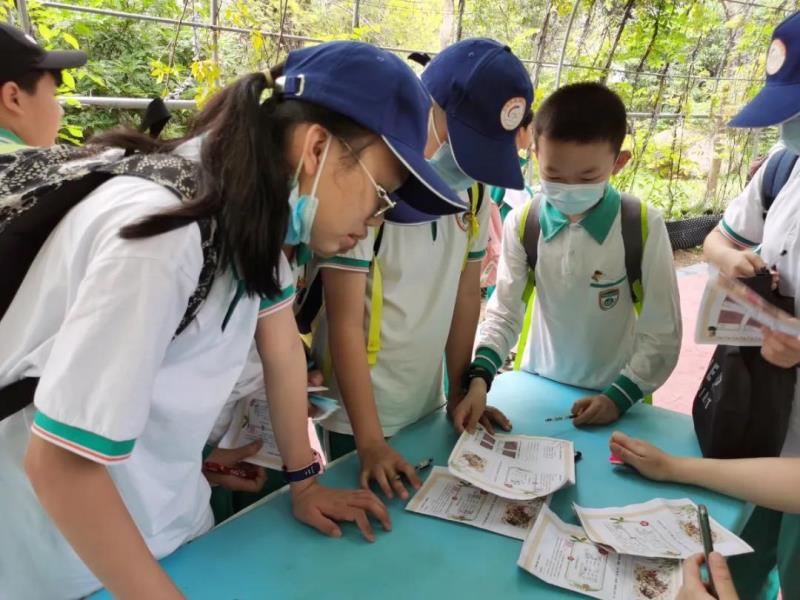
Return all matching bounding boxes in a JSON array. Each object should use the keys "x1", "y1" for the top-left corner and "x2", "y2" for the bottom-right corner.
[{"x1": 92, "y1": 372, "x2": 747, "y2": 599}]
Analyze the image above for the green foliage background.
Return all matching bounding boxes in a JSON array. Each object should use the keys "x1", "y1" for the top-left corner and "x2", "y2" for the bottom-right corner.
[{"x1": 4, "y1": 0, "x2": 799, "y2": 218}]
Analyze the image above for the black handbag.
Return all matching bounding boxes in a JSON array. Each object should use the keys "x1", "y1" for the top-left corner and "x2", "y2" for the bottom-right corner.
[{"x1": 692, "y1": 272, "x2": 796, "y2": 458}]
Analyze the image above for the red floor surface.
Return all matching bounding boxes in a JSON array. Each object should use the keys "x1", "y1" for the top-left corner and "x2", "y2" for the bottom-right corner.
[{"x1": 654, "y1": 272, "x2": 713, "y2": 415}]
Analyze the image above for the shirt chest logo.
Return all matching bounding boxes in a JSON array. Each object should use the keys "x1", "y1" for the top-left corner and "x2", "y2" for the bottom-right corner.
[{"x1": 598, "y1": 288, "x2": 620, "y2": 311}]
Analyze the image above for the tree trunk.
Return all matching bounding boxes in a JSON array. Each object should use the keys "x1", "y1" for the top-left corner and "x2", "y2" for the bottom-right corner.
[
  {"x1": 600, "y1": 0, "x2": 635, "y2": 84},
  {"x1": 530, "y1": 0, "x2": 553, "y2": 94},
  {"x1": 455, "y1": 0, "x2": 466, "y2": 42}
]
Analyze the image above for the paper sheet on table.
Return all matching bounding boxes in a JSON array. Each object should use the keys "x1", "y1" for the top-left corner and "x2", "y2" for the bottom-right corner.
[
  {"x1": 695, "y1": 268, "x2": 800, "y2": 345},
  {"x1": 405, "y1": 467, "x2": 550, "y2": 540},
  {"x1": 218, "y1": 388, "x2": 337, "y2": 469},
  {"x1": 518, "y1": 505, "x2": 682, "y2": 600},
  {"x1": 573, "y1": 498, "x2": 753, "y2": 559},
  {"x1": 447, "y1": 425, "x2": 575, "y2": 500}
]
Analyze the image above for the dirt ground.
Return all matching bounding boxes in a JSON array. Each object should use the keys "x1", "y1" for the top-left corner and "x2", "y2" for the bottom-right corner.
[{"x1": 673, "y1": 247, "x2": 704, "y2": 269}]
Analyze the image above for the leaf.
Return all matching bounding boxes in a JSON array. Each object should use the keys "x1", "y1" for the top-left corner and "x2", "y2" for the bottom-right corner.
[
  {"x1": 38, "y1": 24, "x2": 55, "y2": 42},
  {"x1": 61, "y1": 32, "x2": 80, "y2": 49},
  {"x1": 61, "y1": 70, "x2": 76, "y2": 91}
]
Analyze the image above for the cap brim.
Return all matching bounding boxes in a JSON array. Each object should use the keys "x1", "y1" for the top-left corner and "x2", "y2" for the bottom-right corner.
[
  {"x1": 383, "y1": 201, "x2": 440, "y2": 224},
  {"x1": 35, "y1": 50, "x2": 87, "y2": 71},
  {"x1": 728, "y1": 82, "x2": 800, "y2": 128},
  {"x1": 383, "y1": 134, "x2": 468, "y2": 216},
  {"x1": 447, "y1": 116, "x2": 524, "y2": 190}
]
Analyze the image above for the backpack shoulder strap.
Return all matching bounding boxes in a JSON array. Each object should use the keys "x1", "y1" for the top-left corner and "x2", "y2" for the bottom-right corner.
[
  {"x1": 619, "y1": 193, "x2": 648, "y2": 305},
  {"x1": 0, "y1": 147, "x2": 215, "y2": 337},
  {"x1": 520, "y1": 194, "x2": 542, "y2": 274},
  {"x1": 467, "y1": 181, "x2": 486, "y2": 215},
  {"x1": 761, "y1": 148, "x2": 799, "y2": 216}
]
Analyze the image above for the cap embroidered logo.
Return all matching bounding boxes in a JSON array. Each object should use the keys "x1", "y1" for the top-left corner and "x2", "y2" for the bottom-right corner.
[
  {"x1": 767, "y1": 38, "x2": 787, "y2": 75},
  {"x1": 500, "y1": 97, "x2": 527, "y2": 131}
]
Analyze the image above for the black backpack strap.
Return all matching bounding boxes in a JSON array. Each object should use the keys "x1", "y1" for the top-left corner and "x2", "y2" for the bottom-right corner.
[
  {"x1": 620, "y1": 193, "x2": 644, "y2": 303},
  {"x1": 174, "y1": 216, "x2": 217, "y2": 336},
  {"x1": 467, "y1": 182, "x2": 486, "y2": 214},
  {"x1": 373, "y1": 223, "x2": 385, "y2": 255},
  {"x1": 761, "y1": 148, "x2": 799, "y2": 217},
  {"x1": 296, "y1": 224, "x2": 384, "y2": 335},
  {"x1": 521, "y1": 195, "x2": 542, "y2": 275}
]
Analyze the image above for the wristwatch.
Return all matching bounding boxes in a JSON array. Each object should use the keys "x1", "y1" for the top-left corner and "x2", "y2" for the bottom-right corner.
[
  {"x1": 282, "y1": 450, "x2": 323, "y2": 483},
  {"x1": 461, "y1": 364, "x2": 493, "y2": 394}
]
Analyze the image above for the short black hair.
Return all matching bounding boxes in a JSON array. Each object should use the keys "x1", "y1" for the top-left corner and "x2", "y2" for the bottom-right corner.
[
  {"x1": 0, "y1": 69, "x2": 62, "y2": 94},
  {"x1": 534, "y1": 82, "x2": 627, "y2": 153}
]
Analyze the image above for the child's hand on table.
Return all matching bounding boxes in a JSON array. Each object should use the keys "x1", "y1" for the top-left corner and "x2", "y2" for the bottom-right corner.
[
  {"x1": 357, "y1": 440, "x2": 421, "y2": 500},
  {"x1": 571, "y1": 394, "x2": 619, "y2": 426},
  {"x1": 608, "y1": 431, "x2": 679, "y2": 481},
  {"x1": 290, "y1": 480, "x2": 391, "y2": 543},
  {"x1": 447, "y1": 378, "x2": 512, "y2": 435}
]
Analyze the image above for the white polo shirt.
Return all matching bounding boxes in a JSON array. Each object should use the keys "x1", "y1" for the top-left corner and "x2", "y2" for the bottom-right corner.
[
  {"x1": 0, "y1": 147, "x2": 294, "y2": 598},
  {"x1": 475, "y1": 187, "x2": 682, "y2": 413},
  {"x1": 719, "y1": 144, "x2": 800, "y2": 457},
  {"x1": 308, "y1": 188, "x2": 491, "y2": 436}
]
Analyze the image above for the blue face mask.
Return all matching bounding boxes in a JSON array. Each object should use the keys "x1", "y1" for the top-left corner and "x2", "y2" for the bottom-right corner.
[
  {"x1": 427, "y1": 112, "x2": 474, "y2": 192},
  {"x1": 285, "y1": 138, "x2": 331, "y2": 246},
  {"x1": 780, "y1": 114, "x2": 800, "y2": 156},
  {"x1": 540, "y1": 180, "x2": 607, "y2": 216}
]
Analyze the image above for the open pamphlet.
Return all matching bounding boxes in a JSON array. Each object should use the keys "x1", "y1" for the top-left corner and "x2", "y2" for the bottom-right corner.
[
  {"x1": 218, "y1": 389, "x2": 337, "y2": 469},
  {"x1": 573, "y1": 498, "x2": 753, "y2": 559},
  {"x1": 405, "y1": 467, "x2": 550, "y2": 540},
  {"x1": 518, "y1": 505, "x2": 682, "y2": 600},
  {"x1": 696, "y1": 268, "x2": 800, "y2": 345},
  {"x1": 447, "y1": 425, "x2": 575, "y2": 500}
]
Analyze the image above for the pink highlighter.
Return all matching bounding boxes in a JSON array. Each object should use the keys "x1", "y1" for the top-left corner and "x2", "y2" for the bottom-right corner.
[{"x1": 609, "y1": 453, "x2": 625, "y2": 465}]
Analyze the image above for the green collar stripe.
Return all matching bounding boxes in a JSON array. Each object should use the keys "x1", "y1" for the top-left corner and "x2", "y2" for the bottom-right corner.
[
  {"x1": 541, "y1": 185, "x2": 621, "y2": 244},
  {"x1": 0, "y1": 128, "x2": 24, "y2": 145},
  {"x1": 33, "y1": 411, "x2": 135, "y2": 461}
]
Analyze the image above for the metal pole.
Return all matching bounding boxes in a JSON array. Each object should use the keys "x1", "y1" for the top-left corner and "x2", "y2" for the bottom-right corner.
[
  {"x1": 16, "y1": 0, "x2": 33, "y2": 34},
  {"x1": 60, "y1": 96, "x2": 197, "y2": 110},
  {"x1": 352, "y1": 0, "x2": 360, "y2": 30},
  {"x1": 555, "y1": 0, "x2": 580, "y2": 89},
  {"x1": 210, "y1": 0, "x2": 219, "y2": 64}
]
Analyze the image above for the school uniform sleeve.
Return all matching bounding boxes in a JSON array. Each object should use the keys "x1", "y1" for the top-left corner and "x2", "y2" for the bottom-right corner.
[
  {"x1": 718, "y1": 144, "x2": 785, "y2": 248},
  {"x1": 471, "y1": 205, "x2": 531, "y2": 378},
  {"x1": 467, "y1": 187, "x2": 492, "y2": 262},
  {"x1": 258, "y1": 252, "x2": 296, "y2": 318},
  {"x1": 601, "y1": 208, "x2": 682, "y2": 413},
  {"x1": 317, "y1": 228, "x2": 378, "y2": 273},
  {"x1": 32, "y1": 224, "x2": 202, "y2": 465}
]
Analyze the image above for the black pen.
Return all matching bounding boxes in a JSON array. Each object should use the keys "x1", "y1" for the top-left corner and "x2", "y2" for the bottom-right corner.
[{"x1": 698, "y1": 504, "x2": 718, "y2": 599}]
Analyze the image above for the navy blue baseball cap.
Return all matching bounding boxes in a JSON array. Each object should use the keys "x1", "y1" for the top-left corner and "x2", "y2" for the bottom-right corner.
[
  {"x1": 422, "y1": 38, "x2": 533, "y2": 190},
  {"x1": 729, "y1": 12, "x2": 800, "y2": 127},
  {"x1": 278, "y1": 41, "x2": 467, "y2": 215}
]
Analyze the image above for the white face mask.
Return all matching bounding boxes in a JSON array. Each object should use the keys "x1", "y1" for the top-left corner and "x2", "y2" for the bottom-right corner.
[{"x1": 540, "y1": 180, "x2": 607, "y2": 216}]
